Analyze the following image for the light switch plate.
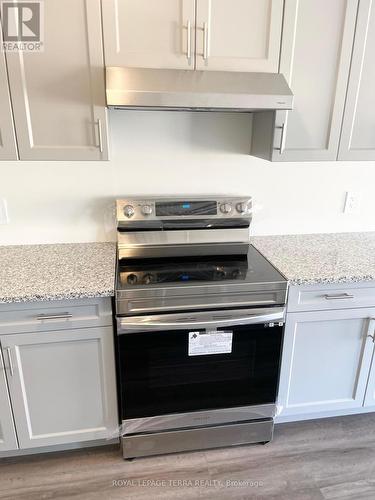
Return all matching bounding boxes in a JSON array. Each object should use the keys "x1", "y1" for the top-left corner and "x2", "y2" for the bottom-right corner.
[
  {"x1": 0, "y1": 198, "x2": 9, "y2": 224},
  {"x1": 344, "y1": 191, "x2": 362, "y2": 215}
]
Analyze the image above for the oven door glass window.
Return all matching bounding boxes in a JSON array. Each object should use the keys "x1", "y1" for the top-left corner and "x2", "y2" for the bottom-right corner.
[{"x1": 118, "y1": 323, "x2": 283, "y2": 419}]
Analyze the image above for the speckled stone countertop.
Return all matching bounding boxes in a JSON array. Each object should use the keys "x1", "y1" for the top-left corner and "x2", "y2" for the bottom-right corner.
[
  {"x1": 252, "y1": 232, "x2": 375, "y2": 285},
  {"x1": 1, "y1": 233, "x2": 374, "y2": 302},
  {"x1": 0, "y1": 242, "x2": 116, "y2": 303}
]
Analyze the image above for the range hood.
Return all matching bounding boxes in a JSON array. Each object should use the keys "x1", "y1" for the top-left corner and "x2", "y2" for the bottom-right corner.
[{"x1": 106, "y1": 67, "x2": 293, "y2": 112}]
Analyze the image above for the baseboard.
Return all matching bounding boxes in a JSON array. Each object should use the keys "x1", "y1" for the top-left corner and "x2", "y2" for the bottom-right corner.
[
  {"x1": 275, "y1": 406, "x2": 375, "y2": 424},
  {"x1": 0, "y1": 438, "x2": 120, "y2": 459}
]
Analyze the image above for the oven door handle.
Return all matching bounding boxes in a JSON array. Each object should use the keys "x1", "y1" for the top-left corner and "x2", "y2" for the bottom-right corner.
[{"x1": 117, "y1": 307, "x2": 285, "y2": 333}]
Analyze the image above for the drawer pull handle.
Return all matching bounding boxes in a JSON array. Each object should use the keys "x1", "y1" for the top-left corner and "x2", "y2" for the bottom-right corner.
[
  {"x1": 275, "y1": 123, "x2": 286, "y2": 154},
  {"x1": 97, "y1": 119, "x2": 103, "y2": 153},
  {"x1": 36, "y1": 313, "x2": 73, "y2": 321},
  {"x1": 323, "y1": 293, "x2": 354, "y2": 300},
  {"x1": 186, "y1": 19, "x2": 192, "y2": 62},
  {"x1": 5, "y1": 348, "x2": 14, "y2": 377},
  {"x1": 203, "y1": 21, "x2": 209, "y2": 60}
]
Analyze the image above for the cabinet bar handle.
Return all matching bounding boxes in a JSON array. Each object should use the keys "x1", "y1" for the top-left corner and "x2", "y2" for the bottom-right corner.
[
  {"x1": 186, "y1": 20, "x2": 192, "y2": 62},
  {"x1": 323, "y1": 293, "x2": 354, "y2": 300},
  {"x1": 275, "y1": 124, "x2": 286, "y2": 154},
  {"x1": 36, "y1": 313, "x2": 73, "y2": 321},
  {"x1": 5, "y1": 348, "x2": 14, "y2": 377},
  {"x1": 97, "y1": 119, "x2": 103, "y2": 153},
  {"x1": 203, "y1": 22, "x2": 209, "y2": 60}
]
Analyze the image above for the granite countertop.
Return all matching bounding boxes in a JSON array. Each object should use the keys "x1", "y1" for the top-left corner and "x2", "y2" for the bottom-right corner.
[
  {"x1": 0, "y1": 242, "x2": 116, "y2": 303},
  {"x1": 252, "y1": 232, "x2": 375, "y2": 286},
  {"x1": 1, "y1": 232, "x2": 374, "y2": 303}
]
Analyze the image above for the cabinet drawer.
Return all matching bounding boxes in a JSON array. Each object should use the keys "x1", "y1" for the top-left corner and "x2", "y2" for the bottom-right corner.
[
  {"x1": 0, "y1": 298, "x2": 112, "y2": 334},
  {"x1": 288, "y1": 283, "x2": 375, "y2": 312}
]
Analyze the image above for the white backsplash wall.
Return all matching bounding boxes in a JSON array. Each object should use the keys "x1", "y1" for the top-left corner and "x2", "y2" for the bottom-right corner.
[{"x1": 1, "y1": 109, "x2": 375, "y2": 245}]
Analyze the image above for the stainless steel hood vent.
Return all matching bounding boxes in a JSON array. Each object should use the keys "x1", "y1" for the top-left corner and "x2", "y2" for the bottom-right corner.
[{"x1": 106, "y1": 67, "x2": 293, "y2": 112}]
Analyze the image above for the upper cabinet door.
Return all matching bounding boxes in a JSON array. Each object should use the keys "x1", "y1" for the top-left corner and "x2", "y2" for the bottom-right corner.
[
  {"x1": 0, "y1": 23, "x2": 17, "y2": 160},
  {"x1": 338, "y1": 0, "x2": 375, "y2": 160},
  {"x1": 195, "y1": 0, "x2": 284, "y2": 72},
  {"x1": 102, "y1": 0, "x2": 196, "y2": 70},
  {"x1": 5, "y1": 0, "x2": 109, "y2": 161},
  {"x1": 272, "y1": 0, "x2": 358, "y2": 161}
]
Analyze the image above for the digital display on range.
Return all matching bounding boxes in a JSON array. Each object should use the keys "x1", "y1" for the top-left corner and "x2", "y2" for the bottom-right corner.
[{"x1": 155, "y1": 201, "x2": 217, "y2": 216}]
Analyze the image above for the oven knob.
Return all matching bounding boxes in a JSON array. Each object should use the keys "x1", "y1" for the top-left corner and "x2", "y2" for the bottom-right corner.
[
  {"x1": 214, "y1": 267, "x2": 226, "y2": 280},
  {"x1": 141, "y1": 204, "x2": 153, "y2": 216},
  {"x1": 127, "y1": 274, "x2": 138, "y2": 285},
  {"x1": 231, "y1": 269, "x2": 241, "y2": 279},
  {"x1": 236, "y1": 202, "x2": 251, "y2": 215},
  {"x1": 123, "y1": 204, "x2": 135, "y2": 218},
  {"x1": 220, "y1": 203, "x2": 232, "y2": 214},
  {"x1": 143, "y1": 273, "x2": 155, "y2": 284}
]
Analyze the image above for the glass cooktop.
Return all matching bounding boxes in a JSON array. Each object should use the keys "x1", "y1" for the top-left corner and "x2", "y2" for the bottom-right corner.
[{"x1": 117, "y1": 245, "x2": 286, "y2": 290}]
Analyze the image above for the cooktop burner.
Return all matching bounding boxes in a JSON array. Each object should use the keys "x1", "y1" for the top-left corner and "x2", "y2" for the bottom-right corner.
[{"x1": 117, "y1": 245, "x2": 285, "y2": 290}]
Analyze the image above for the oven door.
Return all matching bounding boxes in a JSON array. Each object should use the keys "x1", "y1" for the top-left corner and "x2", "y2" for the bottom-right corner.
[{"x1": 117, "y1": 307, "x2": 285, "y2": 433}]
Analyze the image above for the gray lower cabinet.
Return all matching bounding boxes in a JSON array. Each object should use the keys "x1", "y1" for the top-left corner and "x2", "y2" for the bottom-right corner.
[
  {"x1": 364, "y1": 320, "x2": 375, "y2": 407},
  {"x1": 0, "y1": 349, "x2": 18, "y2": 452},
  {"x1": 1, "y1": 327, "x2": 118, "y2": 449},
  {"x1": 0, "y1": 298, "x2": 118, "y2": 454},
  {"x1": 277, "y1": 307, "x2": 375, "y2": 420}
]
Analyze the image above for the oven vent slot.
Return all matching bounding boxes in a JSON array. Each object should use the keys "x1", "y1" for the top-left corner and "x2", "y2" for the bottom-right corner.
[
  {"x1": 212, "y1": 315, "x2": 233, "y2": 321},
  {"x1": 176, "y1": 317, "x2": 197, "y2": 323}
]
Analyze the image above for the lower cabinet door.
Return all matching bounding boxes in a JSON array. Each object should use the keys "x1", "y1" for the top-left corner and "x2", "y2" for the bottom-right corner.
[
  {"x1": 277, "y1": 308, "x2": 375, "y2": 418},
  {"x1": 363, "y1": 319, "x2": 375, "y2": 407},
  {"x1": 1, "y1": 327, "x2": 118, "y2": 449},
  {"x1": 0, "y1": 349, "x2": 18, "y2": 452}
]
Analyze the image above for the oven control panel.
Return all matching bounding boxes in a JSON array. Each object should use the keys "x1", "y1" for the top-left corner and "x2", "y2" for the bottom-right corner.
[
  {"x1": 117, "y1": 197, "x2": 252, "y2": 222},
  {"x1": 119, "y1": 258, "x2": 248, "y2": 286}
]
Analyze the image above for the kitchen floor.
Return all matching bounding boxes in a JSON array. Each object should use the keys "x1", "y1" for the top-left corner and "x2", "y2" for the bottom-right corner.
[{"x1": 1, "y1": 414, "x2": 375, "y2": 500}]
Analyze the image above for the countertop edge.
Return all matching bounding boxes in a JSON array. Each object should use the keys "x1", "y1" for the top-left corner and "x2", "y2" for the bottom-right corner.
[
  {"x1": 0, "y1": 290, "x2": 115, "y2": 305},
  {"x1": 288, "y1": 276, "x2": 375, "y2": 286}
]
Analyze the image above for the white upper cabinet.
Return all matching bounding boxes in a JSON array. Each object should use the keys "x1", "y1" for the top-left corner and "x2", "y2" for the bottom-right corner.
[
  {"x1": 271, "y1": 0, "x2": 358, "y2": 161},
  {"x1": 0, "y1": 348, "x2": 18, "y2": 452},
  {"x1": 338, "y1": 0, "x2": 375, "y2": 160},
  {"x1": 5, "y1": 0, "x2": 109, "y2": 161},
  {"x1": 102, "y1": 0, "x2": 196, "y2": 69},
  {"x1": 195, "y1": 0, "x2": 283, "y2": 72},
  {"x1": 102, "y1": 0, "x2": 284, "y2": 73},
  {"x1": 0, "y1": 23, "x2": 17, "y2": 160}
]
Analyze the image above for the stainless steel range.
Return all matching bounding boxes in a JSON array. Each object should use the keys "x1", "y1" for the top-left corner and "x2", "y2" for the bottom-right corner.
[{"x1": 115, "y1": 196, "x2": 287, "y2": 459}]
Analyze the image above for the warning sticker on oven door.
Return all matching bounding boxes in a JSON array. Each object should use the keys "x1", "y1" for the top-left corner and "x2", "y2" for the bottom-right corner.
[{"x1": 188, "y1": 330, "x2": 233, "y2": 356}]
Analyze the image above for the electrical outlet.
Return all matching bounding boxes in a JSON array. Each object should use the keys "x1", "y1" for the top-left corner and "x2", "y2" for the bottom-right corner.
[
  {"x1": 344, "y1": 191, "x2": 362, "y2": 215},
  {"x1": 0, "y1": 198, "x2": 9, "y2": 224}
]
